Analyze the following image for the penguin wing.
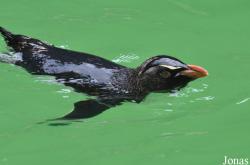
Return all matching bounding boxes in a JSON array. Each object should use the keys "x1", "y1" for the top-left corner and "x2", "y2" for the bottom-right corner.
[{"x1": 61, "y1": 98, "x2": 123, "y2": 119}]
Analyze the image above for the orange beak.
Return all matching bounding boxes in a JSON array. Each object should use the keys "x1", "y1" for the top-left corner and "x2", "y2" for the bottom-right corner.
[{"x1": 180, "y1": 64, "x2": 208, "y2": 78}]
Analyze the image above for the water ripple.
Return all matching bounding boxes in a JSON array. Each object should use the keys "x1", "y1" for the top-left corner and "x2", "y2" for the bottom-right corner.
[
  {"x1": 57, "y1": 88, "x2": 72, "y2": 94},
  {"x1": 35, "y1": 77, "x2": 57, "y2": 84},
  {"x1": 236, "y1": 98, "x2": 250, "y2": 105},
  {"x1": 112, "y1": 53, "x2": 140, "y2": 63},
  {"x1": 195, "y1": 96, "x2": 215, "y2": 101},
  {"x1": 169, "y1": 83, "x2": 208, "y2": 98}
]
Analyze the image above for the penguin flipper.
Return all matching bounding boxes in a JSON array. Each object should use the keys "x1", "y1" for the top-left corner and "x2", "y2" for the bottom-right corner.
[{"x1": 62, "y1": 98, "x2": 123, "y2": 119}]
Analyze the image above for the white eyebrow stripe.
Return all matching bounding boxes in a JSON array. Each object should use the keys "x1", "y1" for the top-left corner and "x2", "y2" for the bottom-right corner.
[{"x1": 160, "y1": 65, "x2": 182, "y2": 70}]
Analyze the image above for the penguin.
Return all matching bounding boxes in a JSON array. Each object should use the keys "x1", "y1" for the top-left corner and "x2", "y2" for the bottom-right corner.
[{"x1": 0, "y1": 27, "x2": 208, "y2": 119}]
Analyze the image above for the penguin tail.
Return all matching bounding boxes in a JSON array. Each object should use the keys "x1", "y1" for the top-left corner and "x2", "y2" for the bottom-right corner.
[
  {"x1": 0, "y1": 26, "x2": 25, "y2": 52},
  {"x1": 0, "y1": 26, "x2": 15, "y2": 43}
]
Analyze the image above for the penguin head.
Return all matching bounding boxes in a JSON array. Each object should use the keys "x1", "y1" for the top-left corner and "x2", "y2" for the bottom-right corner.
[{"x1": 138, "y1": 55, "x2": 208, "y2": 92}]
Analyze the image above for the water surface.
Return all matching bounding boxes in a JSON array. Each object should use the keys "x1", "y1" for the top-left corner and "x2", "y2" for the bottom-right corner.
[{"x1": 0, "y1": 0, "x2": 250, "y2": 164}]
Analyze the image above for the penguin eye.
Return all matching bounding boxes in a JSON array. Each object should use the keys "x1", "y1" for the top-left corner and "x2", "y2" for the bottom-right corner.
[{"x1": 159, "y1": 70, "x2": 171, "y2": 78}]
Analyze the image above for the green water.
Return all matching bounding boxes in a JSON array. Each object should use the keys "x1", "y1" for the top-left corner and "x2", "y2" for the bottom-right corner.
[{"x1": 0, "y1": 0, "x2": 250, "y2": 164}]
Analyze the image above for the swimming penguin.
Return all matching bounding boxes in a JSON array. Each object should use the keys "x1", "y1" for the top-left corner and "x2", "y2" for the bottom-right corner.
[{"x1": 0, "y1": 27, "x2": 208, "y2": 119}]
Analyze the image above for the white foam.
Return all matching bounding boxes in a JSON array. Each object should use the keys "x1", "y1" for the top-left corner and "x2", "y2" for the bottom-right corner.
[{"x1": 112, "y1": 53, "x2": 139, "y2": 63}]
